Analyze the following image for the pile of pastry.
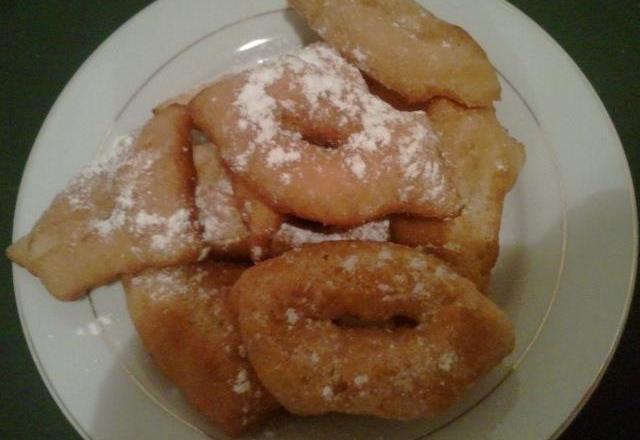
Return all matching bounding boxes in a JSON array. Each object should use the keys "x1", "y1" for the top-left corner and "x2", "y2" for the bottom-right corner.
[{"x1": 8, "y1": 0, "x2": 525, "y2": 436}]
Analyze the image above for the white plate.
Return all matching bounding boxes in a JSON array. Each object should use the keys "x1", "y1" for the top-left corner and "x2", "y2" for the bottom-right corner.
[{"x1": 11, "y1": 1, "x2": 637, "y2": 439}]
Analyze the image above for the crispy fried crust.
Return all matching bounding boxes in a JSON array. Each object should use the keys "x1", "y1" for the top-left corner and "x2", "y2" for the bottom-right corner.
[
  {"x1": 365, "y1": 75, "x2": 425, "y2": 112},
  {"x1": 391, "y1": 99, "x2": 525, "y2": 290},
  {"x1": 7, "y1": 105, "x2": 203, "y2": 301},
  {"x1": 233, "y1": 242, "x2": 514, "y2": 419},
  {"x1": 123, "y1": 261, "x2": 280, "y2": 436},
  {"x1": 193, "y1": 143, "x2": 251, "y2": 259},
  {"x1": 289, "y1": 0, "x2": 500, "y2": 107}
]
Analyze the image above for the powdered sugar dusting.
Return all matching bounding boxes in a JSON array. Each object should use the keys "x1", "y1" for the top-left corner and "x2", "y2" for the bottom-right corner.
[
  {"x1": 321, "y1": 385, "x2": 334, "y2": 400},
  {"x1": 443, "y1": 241, "x2": 462, "y2": 252},
  {"x1": 345, "y1": 154, "x2": 366, "y2": 179},
  {"x1": 285, "y1": 308, "x2": 299, "y2": 325},
  {"x1": 378, "y1": 249, "x2": 393, "y2": 261},
  {"x1": 130, "y1": 267, "x2": 190, "y2": 301},
  {"x1": 75, "y1": 314, "x2": 113, "y2": 337},
  {"x1": 437, "y1": 352, "x2": 458, "y2": 372},
  {"x1": 149, "y1": 209, "x2": 192, "y2": 251},
  {"x1": 433, "y1": 265, "x2": 456, "y2": 280},
  {"x1": 251, "y1": 246, "x2": 264, "y2": 261},
  {"x1": 194, "y1": 143, "x2": 250, "y2": 251},
  {"x1": 280, "y1": 173, "x2": 292, "y2": 185},
  {"x1": 267, "y1": 147, "x2": 302, "y2": 167},
  {"x1": 233, "y1": 369, "x2": 252, "y2": 394},
  {"x1": 234, "y1": 67, "x2": 282, "y2": 151},
  {"x1": 63, "y1": 135, "x2": 135, "y2": 213},
  {"x1": 412, "y1": 282, "x2": 428, "y2": 296},
  {"x1": 62, "y1": 127, "x2": 199, "y2": 256},
  {"x1": 274, "y1": 220, "x2": 389, "y2": 248},
  {"x1": 135, "y1": 211, "x2": 164, "y2": 228},
  {"x1": 342, "y1": 255, "x2": 359, "y2": 273},
  {"x1": 409, "y1": 257, "x2": 427, "y2": 270},
  {"x1": 351, "y1": 47, "x2": 368, "y2": 63},
  {"x1": 223, "y1": 43, "x2": 448, "y2": 206},
  {"x1": 83, "y1": 135, "x2": 135, "y2": 181}
]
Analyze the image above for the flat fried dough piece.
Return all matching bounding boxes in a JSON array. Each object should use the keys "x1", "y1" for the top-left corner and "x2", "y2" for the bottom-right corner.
[
  {"x1": 391, "y1": 99, "x2": 525, "y2": 290},
  {"x1": 7, "y1": 105, "x2": 203, "y2": 301},
  {"x1": 193, "y1": 143, "x2": 251, "y2": 259},
  {"x1": 289, "y1": 0, "x2": 500, "y2": 107},
  {"x1": 123, "y1": 262, "x2": 280, "y2": 436}
]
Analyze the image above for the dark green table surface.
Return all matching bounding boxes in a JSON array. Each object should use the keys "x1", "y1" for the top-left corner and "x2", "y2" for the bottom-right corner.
[{"x1": 1, "y1": 1, "x2": 638, "y2": 439}]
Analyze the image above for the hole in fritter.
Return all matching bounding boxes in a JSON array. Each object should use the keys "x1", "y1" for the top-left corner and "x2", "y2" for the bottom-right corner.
[
  {"x1": 332, "y1": 314, "x2": 418, "y2": 329},
  {"x1": 281, "y1": 114, "x2": 346, "y2": 149},
  {"x1": 285, "y1": 217, "x2": 357, "y2": 233}
]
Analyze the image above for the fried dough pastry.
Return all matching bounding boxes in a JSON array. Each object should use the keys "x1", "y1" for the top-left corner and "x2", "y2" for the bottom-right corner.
[
  {"x1": 232, "y1": 242, "x2": 515, "y2": 420},
  {"x1": 7, "y1": 105, "x2": 203, "y2": 301},
  {"x1": 189, "y1": 43, "x2": 460, "y2": 226},
  {"x1": 193, "y1": 143, "x2": 251, "y2": 259},
  {"x1": 289, "y1": 0, "x2": 500, "y2": 107},
  {"x1": 391, "y1": 99, "x2": 525, "y2": 290},
  {"x1": 123, "y1": 261, "x2": 280, "y2": 436}
]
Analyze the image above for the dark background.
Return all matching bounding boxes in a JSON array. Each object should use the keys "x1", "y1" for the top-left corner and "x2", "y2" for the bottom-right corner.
[{"x1": 1, "y1": 1, "x2": 638, "y2": 438}]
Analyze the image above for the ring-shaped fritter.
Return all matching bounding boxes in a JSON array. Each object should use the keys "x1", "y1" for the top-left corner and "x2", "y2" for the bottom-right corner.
[{"x1": 232, "y1": 242, "x2": 515, "y2": 419}]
